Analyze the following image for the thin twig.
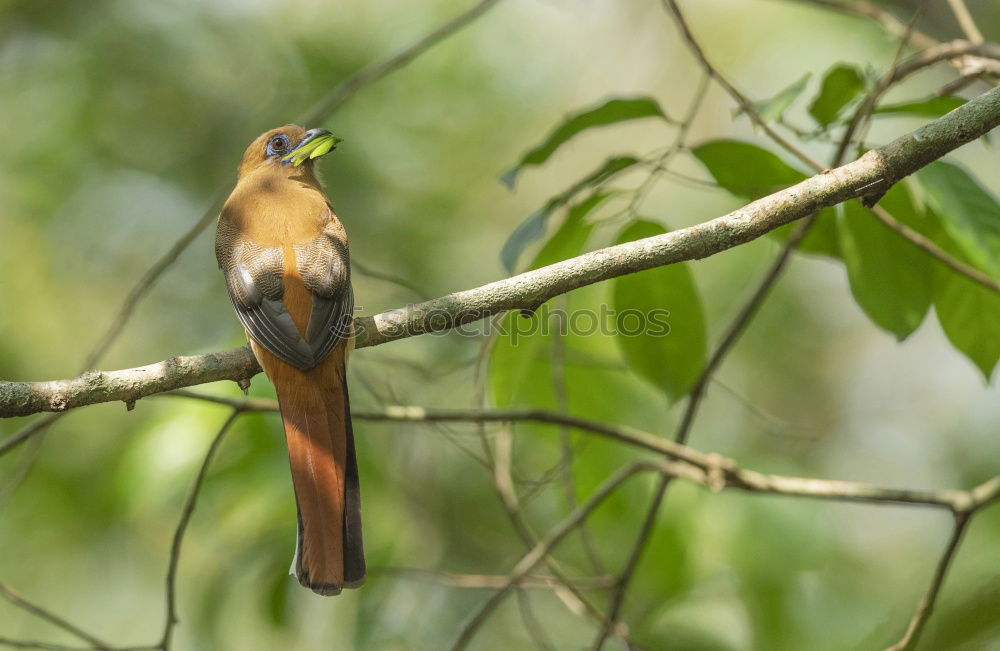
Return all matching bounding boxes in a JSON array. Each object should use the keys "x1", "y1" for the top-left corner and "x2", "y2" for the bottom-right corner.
[
  {"x1": 149, "y1": 392, "x2": 1000, "y2": 513},
  {"x1": 81, "y1": 190, "x2": 228, "y2": 371},
  {"x1": 946, "y1": 0, "x2": 984, "y2": 45},
  {"x1": 660, "y1": 0, "x2": 824, "y2": 171},
  {"x1": 158, "y1": 410, "x2": 240, "y2": 651},
  {"x1": 801, "y1": 0, "x2": 937, "y2": 50},
  {"x1": 589, "y1": 55, "x2": 713, "y2": 651},
  {"x1": 868, "y1": 204, "x2": 1000, "y2": 293},
  {"x1": 588, "y1": 471, "x2": 671, "y2": 651},
  {"x1": 0, "y1": 414, "x2": 62, "y2": 458},
  {"x1": 515, "y1": 588, "x2": 556, "y2": 651},
  {"x1": 0, "y1": 639, "x2": 104, "y2": 651},
  {"x1": 301, "y1": 0, "x2": 504, "y2": 125},
  {"x1": 352, "y1": 259, "x2": 432, "y2": 301},
  {"x1": 0, "y1": 584, "x2": 113, "y2": 650},
  {"x1": 884, "y1": 513, "x2": 971, "y2": 651},
  {"x1": 450, "y1": 462, "x2": 660, "y2": 651},
  {"x1": 476, "y1": 318, "x2": 640, "y2": 647},
  {"x1": 835, "y1": 39, "x2": 1000, "y2": 165},
  {"x1": 549, "y1": 295, "x2": 606, "y2": 575},
  {"x1": 377, "y1": 566, "x2": 615, "y2": 590},
  {"x1": 664, "y1": 0, "x2": 1000, "y2": 303}
]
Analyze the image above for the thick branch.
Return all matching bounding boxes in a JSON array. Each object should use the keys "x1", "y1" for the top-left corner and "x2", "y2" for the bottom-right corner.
[
  {"x1": 357, "y1": 84, "x2": 1000, "y2": 346},
  {"x1": 4, "y1": 84, "x2": 1000, "y2": 418},
  {"x1": 0, "y1": 349, "x2": 260, "y2": 419}
]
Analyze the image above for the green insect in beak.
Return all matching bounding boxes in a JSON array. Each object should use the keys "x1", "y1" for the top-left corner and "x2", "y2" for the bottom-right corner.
[{"x1": 283, "y1": 129, "x2": 343, "y2": 167}]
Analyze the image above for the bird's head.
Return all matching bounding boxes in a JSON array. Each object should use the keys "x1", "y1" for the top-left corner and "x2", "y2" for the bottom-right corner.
[{"x1": 237, "y1": 125, "x2": 342, "y2": 179}]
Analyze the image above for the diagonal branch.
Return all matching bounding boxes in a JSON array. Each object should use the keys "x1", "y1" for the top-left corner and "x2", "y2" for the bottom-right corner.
[
  {"x1": 884, "y1": 513, "x2": 970, "y2": 651},
  {"x1": 450, "y1": 462, "x2": 659, "y2": 651},
  {"x1": 946, "y1": 0, "x2": 984, "y2": 45},
  {"x1": 0, "y1": 585, "x2": 114, "y2": 650},
  {"x1": 302, "y1": 0, "x2": 504, "y2": 125},
  {"x1": 4, "y1": 82, "x2": 1000, "y2": 420},
  {"x1": 158, "y1": 411, "x2": 240, "y2": 651},
  {"x1": 148, "y1": 393, "x2": 1000, "y2": 514}
]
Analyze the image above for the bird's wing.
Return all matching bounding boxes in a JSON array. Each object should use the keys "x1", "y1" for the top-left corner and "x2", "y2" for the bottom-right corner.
[
  {"x1": 294, "y1": 224, "x2": 354, "y2": 363},
  {"x1": 217, "y1": 216, "x2": 352, "y2": 371}
]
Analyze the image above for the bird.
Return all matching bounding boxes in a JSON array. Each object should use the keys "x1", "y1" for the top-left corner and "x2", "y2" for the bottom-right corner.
[{"x1": 215, "y1": 125, "x2": 363, "y2": 596}]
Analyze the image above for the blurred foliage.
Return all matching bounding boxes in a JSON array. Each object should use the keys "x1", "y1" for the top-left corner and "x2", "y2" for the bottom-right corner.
[{"x1": 1, "y1": 1, "x2": 1000, "y2": 650}]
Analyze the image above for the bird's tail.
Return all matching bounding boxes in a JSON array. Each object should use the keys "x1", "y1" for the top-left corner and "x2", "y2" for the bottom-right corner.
[{"x1": 272, "y1": 349, "x2": 365, "y2": 596}]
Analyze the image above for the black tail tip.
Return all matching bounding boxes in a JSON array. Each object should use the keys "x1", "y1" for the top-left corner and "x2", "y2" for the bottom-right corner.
[{"x1": 297, "y1": 573, "x2": 366, "y2": 597}]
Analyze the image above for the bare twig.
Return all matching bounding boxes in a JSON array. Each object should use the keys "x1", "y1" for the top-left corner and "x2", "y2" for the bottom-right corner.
[
  {"x1": 301, "y1": 0, "x2": 504, "y2": 125},
  {"x1": 800, "y1": 0, "x2": 936, "y2": 50},
  {"x1": 0, "y1": 639, "x2": 105, "y2": 651},
  {"x1": 377, "y1": 567, "x2": 615, "y2": 590},
  {"x1": 450, "y1": 462, "x2": 659, "y2": 651},
  {"x1": 472, "y1": 316, "x2": 639, "y2": 647},
  {"x1": 946, "y1": 0, "x2": 984, "y2": 45},
  {"x1": 834, "y1": 39, "x2": 1000, "y2": 165},
  {"x1": 660, "y1": 0, "x2": 824, "y2": 171},
  {"x1": 158, "y1": 410, "x2": 240, "y2": 651},
  {"x1": 590, "y1": 211, "x2": 812, "y2": 650},
  {"x1": 885, "y1": 476, "x2": 1000, "y2": 650},
  {"x1": 666, "y1": 0, "x2": 1000, "y2": 303},
  {"x1": 884, "y1": 513, "x2": 970, "y2": 651},
  {"x1": 169, "y1": 391, "x2": 999, "y2": 508},
  {"x1": 550, "y1": 294, "x2": 606, "y2": 575},
  {"x1": 352, "y1": 259, "x2": 432, "y2": 300},
  {"x1": 868, "y1": 204, "x2": 1000, "y2": 293},
  {"x1": 81, "y1": 190, "x2": 228, "y2": 371},
  {"x1": 0, "y1": 414, "x2": 61, "y2": 465},
  {"x1": 515, "y1": 588, "x2": 556, "y2": 651},
  {"x1": 0, "y1": 585, "x2": 113, "y2": 650}
]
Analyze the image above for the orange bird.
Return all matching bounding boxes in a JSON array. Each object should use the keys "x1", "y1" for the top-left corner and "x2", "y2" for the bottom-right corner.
[{"x1": 215, "y1": 125, "x2": 363, "y2": 595}]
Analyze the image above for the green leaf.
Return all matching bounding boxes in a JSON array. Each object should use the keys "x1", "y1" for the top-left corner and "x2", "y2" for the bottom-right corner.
[
  {"x1": 692, "y1": 139, "x2": 839, "y2": 257},
  {"x1": 502, "y1": 97, "x2": 671, "y2": 188},
  {"x1": 838, "y1": 186, "x2": 932, "y2": 340},
  {"x1": 927, "y1": 212, "x2": 1000, "y2": 380},
  {"x1": 917, "y1": 161, "x2": 1000, "y2": 277},
  {"x1": 809, "y1": 64, "x2": 865, "y2": 127},
  {"x1": 874, "y1": 95, "x2": 966, "y2": 118},
  {"x1": 488, "y1": 298, "x2": 665, "y2": 424},
  {"x1": 740, "y1": 74, "x2": 810, "y2": 123},
  {"x1": 612, "y1": 220, "x2": 707, "y2": 401},
  {"x1": 692, "y1": 139, "x2": 803, "y2": 198},
  {"x1": 935, "y1": 265, "x2": 1000, "y2": 379},
  {"x1": 909, "y1": 203, "x2": 1000, "y2": 379},
  {"x1": 529, "y1": 193, "x2": 608, "y2": 270},
  {"x1": 500, "y1": 156, "x2": 638, "y2": 272}
]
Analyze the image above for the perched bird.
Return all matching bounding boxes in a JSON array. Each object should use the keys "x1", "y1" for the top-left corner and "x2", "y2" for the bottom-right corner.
[{"x1": 215, "y1": 125, "x2": 363, "y2": 596}]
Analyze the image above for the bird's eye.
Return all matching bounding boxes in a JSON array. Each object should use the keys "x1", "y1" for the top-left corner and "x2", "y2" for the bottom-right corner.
[{"x1": 269, "y1": 135, "x2": 289, "y2": 152}]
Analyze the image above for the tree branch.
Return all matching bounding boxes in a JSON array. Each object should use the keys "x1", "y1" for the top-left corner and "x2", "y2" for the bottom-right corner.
[
  {"x1": 885, "y1": 513, "x2": 970, "y2": 651},
  {"x1": 946, "y1": 0, "x2": 984, "y2": 45},
  {"x1": 158, "y1": 411, "x2": 240, "y2": 651},
  {"x1": 146, "y1": 394, "x2": 1000, "y2": 514},
  {"x1": 0, "y1": 585, "x2": 114, "y2": 651},
  {"x1": 4, "y1": 83, "x2": 1000, "y2": 419}
]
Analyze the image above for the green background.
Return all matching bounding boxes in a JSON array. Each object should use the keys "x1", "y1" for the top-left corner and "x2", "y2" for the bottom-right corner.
[{"x1": 1, "y1": 1, "x2": 999, "y2": 649}]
